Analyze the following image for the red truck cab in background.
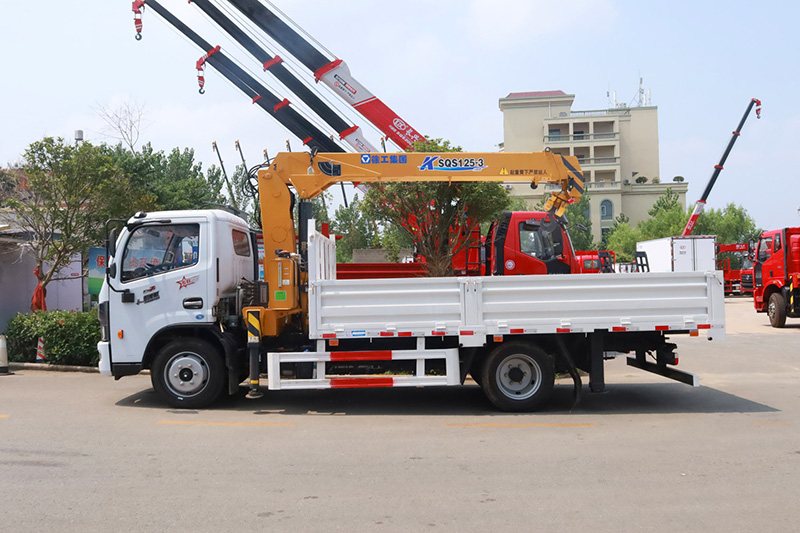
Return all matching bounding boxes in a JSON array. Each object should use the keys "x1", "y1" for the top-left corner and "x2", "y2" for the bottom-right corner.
[{"x1": 752, "y1": 227, "x2": 800, "y2": 327}]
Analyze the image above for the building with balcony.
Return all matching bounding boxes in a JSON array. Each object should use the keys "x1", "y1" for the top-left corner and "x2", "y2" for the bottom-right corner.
[{"x1": 499, "y1": 90, "x2": 687, "y2": 242}]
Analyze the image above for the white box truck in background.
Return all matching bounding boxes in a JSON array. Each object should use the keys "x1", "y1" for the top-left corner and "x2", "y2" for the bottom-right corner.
[{"x1": 637, "y1": 236, "x2": 717, "y2": 272}]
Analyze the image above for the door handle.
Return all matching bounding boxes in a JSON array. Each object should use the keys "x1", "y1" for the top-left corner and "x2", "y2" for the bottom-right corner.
[{"x1": 183, "y1": 297, "x2": 203, "y2": 309}]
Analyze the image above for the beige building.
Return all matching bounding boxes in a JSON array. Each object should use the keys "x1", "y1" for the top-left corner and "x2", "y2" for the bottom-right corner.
[{"x1": 499, "y1": 90, "x2": 687, "y2": 242}]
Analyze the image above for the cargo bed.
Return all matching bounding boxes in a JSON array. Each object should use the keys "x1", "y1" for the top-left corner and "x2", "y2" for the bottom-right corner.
[{"x1": 308, "y1": 226, "x2": 726, "y2": 346}]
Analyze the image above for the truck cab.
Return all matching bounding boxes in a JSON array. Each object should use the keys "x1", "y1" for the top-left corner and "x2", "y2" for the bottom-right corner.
[
  {"x1": 98, "y1": 210, "x2": 255, "y2": 382},
  {"x1": 484, "y1": 211, "x2": 579, "y2": 275},
  {"x1": 753, "y1": 227, "x2": 800, "y2": 327}
]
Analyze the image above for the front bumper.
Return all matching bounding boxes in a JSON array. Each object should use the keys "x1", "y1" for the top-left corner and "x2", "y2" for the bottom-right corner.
[{"x1": 98, "y1": 342, "x2": 111, "y2": 376}]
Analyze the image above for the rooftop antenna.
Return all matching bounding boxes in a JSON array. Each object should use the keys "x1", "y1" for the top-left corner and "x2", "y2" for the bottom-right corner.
[{"x1": 638, "y1": 77, "x2": 645, "y2": 107}]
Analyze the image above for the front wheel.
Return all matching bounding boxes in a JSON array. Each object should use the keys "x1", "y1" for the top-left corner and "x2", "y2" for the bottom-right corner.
[
  {"x1": 768, "y1": 293, "x2": 787, "y2": 328},
  {"x1": 151, "y1": 338, "x2": 226, "y2": 408},
  {"x1": 480, "y1": 342, "x2": 555, "y2": 412}
]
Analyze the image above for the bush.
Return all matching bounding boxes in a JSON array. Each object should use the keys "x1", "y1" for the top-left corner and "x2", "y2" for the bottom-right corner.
[{"x1": 5, "y1": 310, "x2": 101, "y2": 366}]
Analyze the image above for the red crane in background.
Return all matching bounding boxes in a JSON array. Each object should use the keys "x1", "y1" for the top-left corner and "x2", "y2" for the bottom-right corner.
[{"x1": 681, "y1": 98, "x2": 761, "y2": 236}]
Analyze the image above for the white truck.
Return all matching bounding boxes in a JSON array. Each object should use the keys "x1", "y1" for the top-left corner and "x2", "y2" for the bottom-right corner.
[
  {"x1": 637, "y1": 235, "x2": 717, "y2": 273},
  {"x1": 98, "y1": 152, "x2": 726, "y2": 411}
]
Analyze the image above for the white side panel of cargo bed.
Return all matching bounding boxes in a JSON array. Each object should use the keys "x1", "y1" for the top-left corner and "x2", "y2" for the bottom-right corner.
[
  {"x1": 307, "y1": 226, "x2": 726, "y2": 341},
  {"x1": 310, "y1": 276, "x2": 463, "y2": 337},
  {"x1": 478, "y1": 271, "x2": 725, "y2": 339}
]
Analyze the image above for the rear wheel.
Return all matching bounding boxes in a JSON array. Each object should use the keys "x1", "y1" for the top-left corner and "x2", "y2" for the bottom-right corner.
[
  {"x1": 481, "y1": 342, "x2": 555, "y2": 412},
  {"x1": 768, "y1": 293, "x2": 787, "y2": 328},
  {"x1": 151, "y1": 338, "x2": 226, "y2": 408}
]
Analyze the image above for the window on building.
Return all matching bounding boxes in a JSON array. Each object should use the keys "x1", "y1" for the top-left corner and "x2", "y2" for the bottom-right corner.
[
  {"x1": 600, "y1": 200, "x2": 613, "y2": 220},
  {"x1": 548, "y1": 128, "x2": 562, "y2": 141},
  {"x1": 574, "y1": 130, "x2": 585, "y2": 141}
]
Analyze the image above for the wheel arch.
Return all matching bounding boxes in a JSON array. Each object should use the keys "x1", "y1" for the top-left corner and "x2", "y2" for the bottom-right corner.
[
  {"x1": 758, "y1": 282, "x2": 785, "y2": 312},
  {"x1": 142, "y1": 325, "x2": 229, "y2": 370}
]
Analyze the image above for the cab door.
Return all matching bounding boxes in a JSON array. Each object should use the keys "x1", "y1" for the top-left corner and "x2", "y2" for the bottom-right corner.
[{"x1": 107, "y1": 217, "x2": 214, "y2": 365}]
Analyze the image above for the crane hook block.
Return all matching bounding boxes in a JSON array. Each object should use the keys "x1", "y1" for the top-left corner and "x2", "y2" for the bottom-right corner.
[
  {"x1": 132, "y1": 0, "x2": 145, "y2": 40},
  {"x1": 196, "y1": 45, "x2": 221, "y2": 94}
]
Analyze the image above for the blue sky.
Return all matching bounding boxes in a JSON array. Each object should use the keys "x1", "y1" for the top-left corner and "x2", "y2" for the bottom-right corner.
[{"x1": 1, "y1": 0, "x2": 798, "y2": 230}]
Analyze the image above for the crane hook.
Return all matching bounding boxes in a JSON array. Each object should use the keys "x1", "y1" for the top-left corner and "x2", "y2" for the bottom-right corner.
[
  {"x1": 135, "y1": 33, "x2": 142, "y2": 41},
  {"x1": 199, "y1": 88, "x2": 205, "y2": 95}
]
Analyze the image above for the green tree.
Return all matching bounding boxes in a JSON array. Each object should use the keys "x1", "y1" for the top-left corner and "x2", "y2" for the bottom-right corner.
[
  {"x1": 105, "y1": 142, "x2": 225, "y2": 212},
  {"x1": 330, "y1": 195, "x2": 378, "y2": 263},
  {"x1": 605, "y1": 222, "x2": 642, "y2": 262},
  {"x1": 4, "y1": 137, "x2": 153, "y2": 290},
  {"x1": 602, "y1": 189, "x2": 760, "y2": 267},
  {"x1": 637, "y1": 188, "x2": 689, "y2": 240},
  {"x1": 693, "y1": 203, "x2": 761, "y2": 268},
  {"x1": 563, "y1": 192, "x2": 593, "y2": 251},
  {"x1": 361, "y1": 138, "x2": 509, "y2": 276}
]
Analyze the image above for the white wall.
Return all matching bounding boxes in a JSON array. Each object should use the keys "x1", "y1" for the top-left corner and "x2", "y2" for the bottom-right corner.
[{"x1": 0, "y1": 246, "x2": 83, "y2": 332}]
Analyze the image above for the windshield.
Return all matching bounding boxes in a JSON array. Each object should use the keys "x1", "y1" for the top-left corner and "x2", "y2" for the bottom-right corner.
[
  {"x1": 519, "y1": 222, "x2": 556, "y2": 259},
  {"x1": 121, "y1": 224, "x2": 199, "y2": 282}
]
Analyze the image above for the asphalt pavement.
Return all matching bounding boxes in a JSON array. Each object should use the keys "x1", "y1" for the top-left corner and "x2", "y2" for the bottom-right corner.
[{"x1": 1, "y1": 297, "x2": 798, "y2": 532}]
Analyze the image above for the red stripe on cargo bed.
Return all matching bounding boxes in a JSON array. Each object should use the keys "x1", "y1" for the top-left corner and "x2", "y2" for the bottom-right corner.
[
  {"x1": 329, "y1": 351, "x2": 392, "y2": 361},
  {"x1": 459, "y1": 330, "x2": 474, "y2": 336},
  {"x1": 613, "y1": 327, "x2": 627, "y2": 332},
  {"x1": 398, "y1": 332, "x2": 412, "y2": 337},
  {"x1": 380, "y1": 331, "x2": 395, "y2": 337},
  {"x1": 322, "y1": 333, "x2": 336, "y2": 339},
  {"x1": 655, "y1": 326, "x2": 670, "y2": 331},
  {"x1": 557, "y1": 328, "x2": 571, "y2": 333},
  {"x1": 697, "y1": 324, "x2": 711, "y2": 329},
  {"x1": 510, "y1": 329, "x2": 524, "y2": 334},
  {"x1": 330, "y1": 377, "x2": 393, "y2": 388},
  {"x1": 432, "y1": 331, "x2": 446, "y2": 336}
]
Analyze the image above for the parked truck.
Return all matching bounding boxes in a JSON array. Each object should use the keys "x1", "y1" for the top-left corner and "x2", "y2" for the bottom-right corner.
[
  {"x1": 752, "y1": 226, "x2": 800, "y2": 327},
  {"x1": 98, "y1": 151, "x2": 725, "y2": 411},
  {"x1": 338, "y1": 211, "x2": 615, "y2": 279},
  {"x1": 636, "y1": 235, "x2": 717, "y2": 273},
  {"x1": 715, "y1": 242, "x2": 751, "y2": 295}
]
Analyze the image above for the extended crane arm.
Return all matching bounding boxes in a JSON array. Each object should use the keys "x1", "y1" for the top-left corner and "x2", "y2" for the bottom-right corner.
[
  {"x1": 258, "y1": 151, "x2": 584, "y2": 264},
  {"x1": 681, "y1": 98, "x2": 761, "y2": 236}
]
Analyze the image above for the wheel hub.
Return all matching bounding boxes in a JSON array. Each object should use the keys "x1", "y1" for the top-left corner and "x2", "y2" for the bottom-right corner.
[
  {"x1": 496, "y1": 355, "x2": 542, "y2": 400},
  {"x1": 165, "y1": 353, "x2": 209, "y2": 397},
  {"x1": 508, "y1": 366, "x2": 525, "y2": 383}
]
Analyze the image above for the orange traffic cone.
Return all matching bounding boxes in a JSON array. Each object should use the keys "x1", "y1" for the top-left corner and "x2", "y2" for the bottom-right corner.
[{"x1": 36, "y1": 337, "x2": 46, "y2": 363}]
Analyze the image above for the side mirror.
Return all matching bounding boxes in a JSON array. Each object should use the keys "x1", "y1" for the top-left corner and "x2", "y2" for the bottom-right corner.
[{"x1": 107, "y1": 228, "x2": 117, "y2": 258}]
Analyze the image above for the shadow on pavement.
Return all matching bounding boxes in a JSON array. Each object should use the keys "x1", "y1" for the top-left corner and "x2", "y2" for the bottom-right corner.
[{"x1": 116, "y1": 381, "x2": 777, "y2": 416}]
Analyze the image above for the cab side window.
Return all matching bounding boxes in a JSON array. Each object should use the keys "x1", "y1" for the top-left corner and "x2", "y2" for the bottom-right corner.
[
  {"x1": 519, "y1": 223, "x2": 555, "y2": 260},
  {"x1": 774, "y1": 234, "x2": 782, "y2": 254},
  {"x1": 232, "y1": 229, "x2": 251, "y2": 257},
  {"x1": 758, "y1": 237, "x2": 773, "y2": 261}
]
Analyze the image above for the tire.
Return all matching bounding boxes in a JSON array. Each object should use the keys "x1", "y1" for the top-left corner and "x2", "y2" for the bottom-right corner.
[
  {"x1": 151, "y1": 338, "x2": 226, "y2": 408},
  {"x1": 768, "y1": 292, "x2": 787, "y2": 328},
  {"x1": 480, "y1": 342, "x2": 555, "y2": 412}
]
